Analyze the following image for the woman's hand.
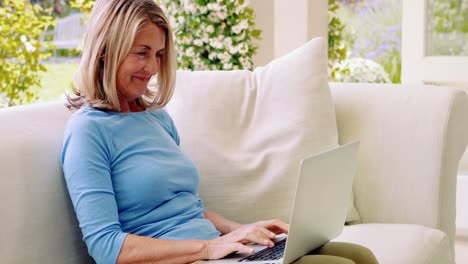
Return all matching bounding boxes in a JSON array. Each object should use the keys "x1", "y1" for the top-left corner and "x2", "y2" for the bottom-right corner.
[{"x1": 203, "y1": 219, "x2": 289, "y2": 260}]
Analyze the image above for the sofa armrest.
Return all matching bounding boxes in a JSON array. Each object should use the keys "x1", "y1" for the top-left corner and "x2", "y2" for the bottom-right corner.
[
  {"x1": 0, "y1": 101, "x2": 92, "y2": 263},
  {"x1": 329, "y1": 82, "x2": 468, "y2": 248}
]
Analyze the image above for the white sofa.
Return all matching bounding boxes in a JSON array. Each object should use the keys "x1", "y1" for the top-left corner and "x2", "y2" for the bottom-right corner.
[
  {"x1": 1, "y1": 30, "x2": 467, "y2": 264},
  {"x1": 1, "y1": 81, "x2": 467, "y2": 264}
]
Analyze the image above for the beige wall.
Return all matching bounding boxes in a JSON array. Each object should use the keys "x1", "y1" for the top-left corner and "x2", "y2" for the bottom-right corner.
[
  {"x1": 250, "y1": 0, "x2": 274, "y2": 67},
  {"x1": 251, "y1": 0, "x2": 328, "y2": 67}
]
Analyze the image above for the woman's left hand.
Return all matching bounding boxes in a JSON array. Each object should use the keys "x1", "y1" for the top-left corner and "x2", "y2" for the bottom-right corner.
[
  {"x1": 230, "y1": 219, "x2": 289, "y2": 246},
  {"x1": 204, "y1": 211, "x2": 289, "y2": 245},
  {"x1": 203, "y1": 219, "x2": 289, "y2": 260},
  {"x1": 241, "y1": 219, "x2": 289, "y2": 238}
]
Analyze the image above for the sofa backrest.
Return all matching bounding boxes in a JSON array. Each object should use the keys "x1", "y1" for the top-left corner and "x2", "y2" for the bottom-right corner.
[
  {"x1": 165, "y1": 38, "x2": 353, "y2": 224},
  {"x1": 2, "y1": 81, "x2": 467, "y2": 262},
  {"x1": 0, "y1": 101, "x2": 94, "y2": 263}
]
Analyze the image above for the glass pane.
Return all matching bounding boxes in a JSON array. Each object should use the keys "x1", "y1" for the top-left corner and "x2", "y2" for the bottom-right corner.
[
  {"x1": 426, "y1": 0, "x2": 468, "y2": 56},
  {"x1": 330, "y1": 0, "x2": 402, "y2": 84}
]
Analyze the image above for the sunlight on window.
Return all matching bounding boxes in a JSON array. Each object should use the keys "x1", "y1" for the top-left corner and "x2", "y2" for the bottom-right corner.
[
  {"x1": 427, "y1": 0, "x2": 468, "y2": 56},
  {"x1": 332, "y1": 0, "x2": 402, "y2": 83}
]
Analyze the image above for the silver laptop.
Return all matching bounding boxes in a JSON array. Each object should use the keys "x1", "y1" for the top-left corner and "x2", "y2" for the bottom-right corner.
[{"x1": 203, "y1": 141, "x2": 359, "y2": 264}]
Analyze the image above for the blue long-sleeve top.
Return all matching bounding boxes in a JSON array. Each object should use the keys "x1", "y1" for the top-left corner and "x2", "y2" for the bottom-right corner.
[{"x1": 61, "y1": 107, "x2": 220, "y2": 264}]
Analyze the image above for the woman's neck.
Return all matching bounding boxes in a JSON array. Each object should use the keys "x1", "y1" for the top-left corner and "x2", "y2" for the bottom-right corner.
[{"x1": 118, "y1": 97, "x2": 145, "y2": 113}]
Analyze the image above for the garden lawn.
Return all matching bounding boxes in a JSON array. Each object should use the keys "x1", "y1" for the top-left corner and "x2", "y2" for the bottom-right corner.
[{"x1": 37, "y1": 62, "x2": 79, "y2": 102}]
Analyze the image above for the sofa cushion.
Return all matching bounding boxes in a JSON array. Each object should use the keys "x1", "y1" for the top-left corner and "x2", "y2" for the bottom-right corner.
[
  {"x1": 334, "y1": 224, "x2": 454, "y2": 264},
  {"x1": 167, "y1": 37, "x2": 359, "y2": 224},
  {"x1": 0, "y1": 101, "x2": 93, "y2": 263}
]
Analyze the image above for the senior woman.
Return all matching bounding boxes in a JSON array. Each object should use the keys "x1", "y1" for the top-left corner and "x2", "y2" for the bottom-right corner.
[{"x1": 61, "y1": 1, "x2": 378, "y2": 263}]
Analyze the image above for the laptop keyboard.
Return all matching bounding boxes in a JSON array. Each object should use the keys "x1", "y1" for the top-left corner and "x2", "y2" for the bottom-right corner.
[{"x1": 238, "y1": 238, "x2": 287, "y2": 262}]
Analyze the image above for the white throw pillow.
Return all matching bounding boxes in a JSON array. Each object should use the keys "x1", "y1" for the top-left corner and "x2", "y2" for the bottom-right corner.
[{"x1": 167, "y1": 37, "x2": 359, "y2": 224}]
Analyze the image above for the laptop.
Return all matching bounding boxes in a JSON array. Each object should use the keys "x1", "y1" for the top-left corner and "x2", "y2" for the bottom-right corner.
[{"x1": 202, "y1": 141, "x2": 360, "y2": 264}]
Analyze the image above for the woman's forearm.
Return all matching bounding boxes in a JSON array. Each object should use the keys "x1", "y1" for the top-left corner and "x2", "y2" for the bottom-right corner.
[
  {"x1": 116, "y1": 234, "x2": 207, "y2": 264},
  {"x1": 116, "y1": 211, "x2": 242, "y2": 263},
  {"x1": 204, "y1": 210, "x2": 242, "y2": 235}
]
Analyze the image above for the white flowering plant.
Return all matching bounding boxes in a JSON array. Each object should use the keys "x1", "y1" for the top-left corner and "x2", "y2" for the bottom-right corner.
[
  {"x1": 333, "y1": 58, "x2": 391, "y2": 83},
  {"x1": 0, "y1": 92, "x2": 8, "y2": 108},
  {"x1": 158, "y1": 0, "x2": 261, "y2": 71}
]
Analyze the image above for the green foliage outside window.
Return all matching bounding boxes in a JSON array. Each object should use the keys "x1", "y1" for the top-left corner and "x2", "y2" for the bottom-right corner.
[
  {"x1": 69, "y1": 0, "x2": 94, "y2": 14},
  {"x1": 0, "y1": 0, "x2": 54, "y2": 107},
  {"x1": 328, "y1": 0, "x2": 468, "y2": 83},
  {"x1": 72, "y1": 0, "x2": 261, "y2": 71},
  {"x1": 2, "y1": 0, "x2": 399, "y2": 108},
  {"x1": 432, "y1": 0, "x2": 468, "y2": 34},
  {"x1": 332, "y1": 0, "x2": 401, "y2": 83},
  {"x1": 328, "y1": 0, "x2": 349, "y2": 81},
  {"x1": 66, "y1": 0, "x2": 349, "y2": 75},
  {"x1": 333, "y1": 57, "x2": 391, "y2": 83},
  {"x1": 430, "y1": 0, "x2": 468, "y2": 55},
  {"x1": 157, "y1": 0, "x2": 261, "y2": 71}
]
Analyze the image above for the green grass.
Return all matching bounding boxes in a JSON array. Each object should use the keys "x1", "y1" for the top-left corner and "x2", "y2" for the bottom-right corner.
[{"x1": 37, "y1": 62, "x2": 79, "y2": 101}]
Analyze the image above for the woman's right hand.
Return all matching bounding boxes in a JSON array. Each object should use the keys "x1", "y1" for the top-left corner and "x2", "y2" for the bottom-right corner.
[{"x1": 203, "y1": 219, "x2": 288, "y2": 260}]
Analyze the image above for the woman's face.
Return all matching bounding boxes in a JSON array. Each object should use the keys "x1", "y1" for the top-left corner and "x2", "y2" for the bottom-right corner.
[{"x1": 116, "y1": 23, "x2": 165, "y2": 103}]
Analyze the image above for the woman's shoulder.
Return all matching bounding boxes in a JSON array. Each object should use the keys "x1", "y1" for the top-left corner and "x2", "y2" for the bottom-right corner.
[
  {"x1": 69, "y1": 106, "x2": 101, "y2": 121},
  {"x1": 149, "y1": 108, "x2": 180, "y2": 143},
  {"x1": 147, "y1": 107, "x2": 172, "y2": 123},
  {"x1": 66, "y1": 107, "x2": 113, "y2": 133}
]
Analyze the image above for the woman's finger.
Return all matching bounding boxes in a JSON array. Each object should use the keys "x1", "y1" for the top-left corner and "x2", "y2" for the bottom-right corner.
[
  {"x1": 206, "y1": 240, "x2": 255, "y2": 260},
  {"x1": 240, "y1": 227, "x2": 275, "y2": 247},
  {"x1": 234, "y1": 243, "x2": 256, "y2": 254},
  {"x1": 257, "y1": 226, "x2": 277, "y2": 239},
  {"x1": 257, "y1": 219, "x2": 289, "y2": 234}
]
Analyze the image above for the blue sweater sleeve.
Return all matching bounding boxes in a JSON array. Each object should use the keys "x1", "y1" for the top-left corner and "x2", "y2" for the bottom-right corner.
[
  {"x1": 61, "y1": 114, "x2": 128, "y2": 264},
  {"x1": 157, "y1": 109, "x2": 180, "y2": 145},
  {"x1": 165, "y1": 109, "x2": 180, "y2": 145}
]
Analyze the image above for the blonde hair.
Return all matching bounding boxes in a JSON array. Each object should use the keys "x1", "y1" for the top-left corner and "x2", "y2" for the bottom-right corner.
[{"x1": 67, "y1": 0, "x2": 176, "y2": 111}]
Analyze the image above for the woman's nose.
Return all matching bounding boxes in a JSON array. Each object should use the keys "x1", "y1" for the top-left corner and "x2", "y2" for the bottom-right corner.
[{"x1": 145, "y1": 56, "x2": 160, "y2": 75}]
